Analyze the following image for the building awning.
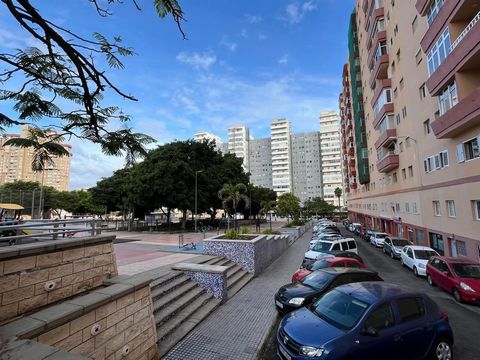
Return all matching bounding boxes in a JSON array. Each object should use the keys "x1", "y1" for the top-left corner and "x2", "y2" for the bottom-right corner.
[{"x1": 379, "y1": 214, "x2": 393, "y2": 221}]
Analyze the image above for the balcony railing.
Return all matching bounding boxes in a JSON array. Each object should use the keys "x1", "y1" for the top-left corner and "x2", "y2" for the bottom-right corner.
[
  {"x1": 377, "y1": 152, "x2": 399, "y2": 173},
  {"x1": 451, "y1": 11, "x2": 480, "y2": 51}
]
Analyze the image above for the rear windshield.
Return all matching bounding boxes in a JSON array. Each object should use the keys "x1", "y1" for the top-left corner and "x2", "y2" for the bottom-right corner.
[
  {"x1": 453, "y1": 264, "x2": 480, "y2": 279},
  {"x1": 313, "y1": 242, "x2": 333, "y2": 252},
  {"x1": 392, "y1": 239, "x2": 410, "y2": 247},
  {"x1": 301, "y1": 271, "x2": 335, "y2": 290},
  {"x1": 375, "y1": 233, "x2": 387, "y2": 239},
  {"x1": 311, "y1": 260, "x2": 331, "y2": 271},
  {"x1": 414, "y1": 250, "x2": 437, "y2": 260}
]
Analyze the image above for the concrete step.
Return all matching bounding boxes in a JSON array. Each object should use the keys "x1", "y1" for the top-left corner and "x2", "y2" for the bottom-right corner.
[
  {"x1": 154, "y1": 286, "x2": 206, "y2": 326},
  {"x1": 156, "y1": 291, "x2": 213, "y2": 341},
  {"x1": 149, "y1": 271, "x2": 185, "y2": 289},
  {"x1": 157, "y1": 296, "x2": 221, "y2": 358},
  {"x1": 203, "y1": 256, "x2": 231, "y2": 266},
  {"x1": 226, "y1": 264, "x2": 242, "y2": 278},
  {"x1": 152, "y1": 280, "x2": 200, "y2": 313},
  {"x1": 151, "y1": 274, "x2": 191, "y2": 300},
  {"x1": 227, "y1": 271, "x2": 254, "y2": 298}
]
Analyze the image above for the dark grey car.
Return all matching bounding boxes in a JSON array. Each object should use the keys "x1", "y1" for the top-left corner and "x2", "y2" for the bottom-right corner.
[{"x1": 383, "y1": 237, "x2": 412, "y2": 259}]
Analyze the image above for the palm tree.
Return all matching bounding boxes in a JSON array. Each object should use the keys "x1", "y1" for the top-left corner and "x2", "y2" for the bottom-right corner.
[
  {"x1": 334, "y1": 187, "x2": 343, "y2": 210},
  {"x1": 260, "y1": 200, "x2": 276, "y2": 232},
  {"x1": 4, "y1": 127, "x2": 70, "y2": 172},
  {"x1": 218, "y1": 183, "x2": 250, "y2": 230}
]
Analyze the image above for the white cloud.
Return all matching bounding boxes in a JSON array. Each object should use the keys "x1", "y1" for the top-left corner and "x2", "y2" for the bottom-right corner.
[
  {"x1": 240, "y1": 28, "x2": 248, "y2": 38},
  {"x1": 245, "y1": 14, "x2": 262, "y2": 24},
  {"x1": 221, "y1": 38, "x2": 237, "y2": 52},
  {"x1": 258, "y1": 33, "x2": 267, "y2": 41},
  {"x1": 283, "y1": 1, "x2": 318, "y2": 24},
  {"x1": 278, "y1": 54, "x2": 289, "y2": 65},
  {"x1": 176, "y1": 51, "x2": 217, "y2": 70}
]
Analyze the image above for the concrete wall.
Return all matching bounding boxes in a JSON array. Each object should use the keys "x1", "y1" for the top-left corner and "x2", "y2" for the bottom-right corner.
[{"x1": 0, "y1": 235, "x2": 117, "y2": 323}]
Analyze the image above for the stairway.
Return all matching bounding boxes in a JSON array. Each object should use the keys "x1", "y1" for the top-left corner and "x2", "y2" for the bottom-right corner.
[{"x1": 154, "y1": 256, "x2": 254, "y2": 358}]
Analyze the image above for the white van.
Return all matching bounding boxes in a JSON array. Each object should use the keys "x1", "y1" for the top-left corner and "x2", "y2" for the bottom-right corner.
[{"x1": 304, "y1": 238, "x2": 358, "y2": 261}]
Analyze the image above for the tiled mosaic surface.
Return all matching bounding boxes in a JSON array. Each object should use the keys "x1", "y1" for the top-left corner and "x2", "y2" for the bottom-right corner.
[
  {"x1": 185, "y1": 271, "x2": 227, "y2": 299},
  {"x1": 203, "y1": 240, "x2": 256, "y2": 273}
]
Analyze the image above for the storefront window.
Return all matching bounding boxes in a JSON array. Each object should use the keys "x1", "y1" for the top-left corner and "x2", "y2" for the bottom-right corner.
[
  {"x1": 415, "y1": 229, "x2": 425, "y2": 245},
  {"x1": 429, "y1": 232, "x2": 444, "y2": 255}
]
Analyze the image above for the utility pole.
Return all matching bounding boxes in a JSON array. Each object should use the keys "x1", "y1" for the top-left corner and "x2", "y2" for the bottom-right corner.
[{"x1": 194, "y1": 170, "x2": 203, "y2": 233}]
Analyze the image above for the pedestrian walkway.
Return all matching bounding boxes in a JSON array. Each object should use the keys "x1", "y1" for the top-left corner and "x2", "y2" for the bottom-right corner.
[{"x1": 164, "y1": 227, "x2": 313, "y2": 359}]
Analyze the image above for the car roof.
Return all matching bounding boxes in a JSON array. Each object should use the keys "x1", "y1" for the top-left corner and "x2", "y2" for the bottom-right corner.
[
  {"x1": 335, "y1": 282, "x2": 420, "y2": 304},
  {"x1": 387, "y1": 237, "x2": 409, "y2": 241},
  {"x1": 373, "y1": 232, "x2": 388, "y2": 235},
  {"x1": 326, "y1": 257, "x2": 358, "y2": 263},
  {"x1": 406, "y1": 245, "x2": 435, "y2": 250},
  {"x1": 434, "y1": 256, "x2": 480, "y2": 265},
  {"x1": 318, "y1": 267, "x2": 375, "y2": 275}
]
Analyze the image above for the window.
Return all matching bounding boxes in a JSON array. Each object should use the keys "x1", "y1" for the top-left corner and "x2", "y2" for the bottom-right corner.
[
  {"x1": 415, "y1": 229, "x2": 424, "y2": 244},
  {"x1": 446, "y1": 200, "x2": 456, "y2": 217},
  {"x1": 412, "y1": 15, "x2": 418, "y2": 33},
  {"x1": 412, "y1": 202, "x2": 418, "y2": 214},
  {"x1": 408, "y1": 166, "x2": 413, "y2": 177},
  {"x1": 405, "y1": 203, "x2": 410, "y2": 213},
  {"x1": 392, "y1": 172, "x2": 397, "y2": 183},
  {"x1": 433, "y1": 201, "x2": 441, "y2": 216},
  {"x1": 423, "y1": 119, "x2": 431, "y2": 134},
  {"x1": 439, "y1": 82, "x2": 458, "y2": 116},
  {"x1": 427, "y1": 0, "x2": 445, "y2": 26},
  {"x1": 402, "y1": 106, "x2": 407, "y2": 118},
  {"x1": 458, "y1": 137, "x2": 480, "y2": 162},
  {"x1": 473, "y1": 200, "x2": 480, "y2": 221},
  {"x1": 455, "y1": 240, "x2": 467, "y2": 257},
  {"x1": 415, "y1": 49, "x2": 423, "y2": 65},
  {"x1": 427, "y1": 28, "x2": 451, "y2": 75},
  {"x1": 365, "y1": 303, "x2": 395, "y2": 331},
  {"x1": 419, "y1": 84, "x2": 427, "y2": 99},
  {"x1": 440, "y1": 150, "x2": 449, "y2": 167},
  {"x1": 402, "y1": 168, "x2": 406, "y2": 180},
  {"x1": 397, "y1": 298, "x2": 425, "y2": 322}
]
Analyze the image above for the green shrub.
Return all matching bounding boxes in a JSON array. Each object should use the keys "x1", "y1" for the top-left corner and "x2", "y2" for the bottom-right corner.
[
  {"x1": 262, "y1": 229, "x2": 281, "y2": 235},
  {"x1": 239, "y1": 226, "x2": 251, "y2": 234},
  {"x1": 224, "y1": 229, "x2": 240, "y2": 239}
]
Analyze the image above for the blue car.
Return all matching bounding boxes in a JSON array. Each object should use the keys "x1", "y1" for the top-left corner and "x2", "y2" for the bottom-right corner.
[{"x1": 277, "y1": 282, "x2": 453, "y2": 360}]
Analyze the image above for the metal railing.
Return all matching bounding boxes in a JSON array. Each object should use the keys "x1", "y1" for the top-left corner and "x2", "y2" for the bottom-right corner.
[
  {"x1": 0, "y1": 219, "x2": 110, "y2": 246},
  {"x1": 450, "y1": 11, "x2": 480, "y2": 51}
]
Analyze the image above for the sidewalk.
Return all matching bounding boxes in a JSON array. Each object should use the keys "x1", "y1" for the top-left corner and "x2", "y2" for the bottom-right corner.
[{"x1": 164, "y1": 226, "x2": 313, "y2": 359}]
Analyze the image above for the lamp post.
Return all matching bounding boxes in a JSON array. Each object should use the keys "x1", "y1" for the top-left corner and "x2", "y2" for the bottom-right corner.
[{"x1": 194, "y1": 170, "x2": 203, "y2": 233}]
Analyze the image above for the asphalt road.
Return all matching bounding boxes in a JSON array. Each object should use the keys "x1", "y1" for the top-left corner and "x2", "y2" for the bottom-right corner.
[{"x1": 262, "y1": 226, "x2": 480, "y2": 360}]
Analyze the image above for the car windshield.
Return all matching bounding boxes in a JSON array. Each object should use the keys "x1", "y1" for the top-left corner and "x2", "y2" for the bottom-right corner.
[
  {"x1": 311, "y1": 260, "x2": 331, "y2": 271},
  {"x1": 414, "y1": 250, "x2": 437, "y2": 260},
  {"x1": 311, "y1": 290, "x2": 370, "y2": 330},
  {"x1": 392, "y1": 239, "x2": 410, "y2": 247},
  {"x1": 452, "y1": 264, "x2": 480, "y2": 279},
  {"x1": 313, "y1": 242, "x2": 332, "y2": 252},
  {"x1": 301, "y1": 271, "x2": 335, "y2": 290},
  {"x1": 375, "y1": 233, "x2": 387, "y2": 238}
]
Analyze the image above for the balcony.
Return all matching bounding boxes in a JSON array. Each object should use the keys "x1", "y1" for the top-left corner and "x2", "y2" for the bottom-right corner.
[
  {"x1": 375, "y1": 129, "x2": 397, "y2": 149},
  {"x1": 367, "y1": 8, "x2": 385, "y2": 36},
  {"x1": 368, "y1": 31, "x2": 387, "y2": 64},
  {"x1": 348, "y1": 147, "x2": 355, "y2": 156},
  {"x1": 427, "y1": 10, "x2": 480, "y2": 96},
  {"x1": 373, "y1": 104, "x2": 394, "y2": 129},
  {"x1": 415, "y1": 0, "x2": 432, "y2": 16},
  {"x1": 431, "y1": 86, "x2": 480, "y2": 138},
  {"x1": 369, "y1": 54, "x2": 389, "y2": 88},
  {"x1": 348, "y1": 134, "x2": 354, "y2": 143},
  {"x1": 371, "y1": 79, "x2": 392, "y2": 107},
  {"x1": 420, "y1": 0, "x2": 458, "y2": 53},
  {"x1": 377, "y1": 153, "x2": 400, "y2": 173},
  {"x1": 349, "y1": 158, "x2": 356, "y2": 167},
  {"x1": 350, "y1": 183, "x2": 357, "y2": 190}
]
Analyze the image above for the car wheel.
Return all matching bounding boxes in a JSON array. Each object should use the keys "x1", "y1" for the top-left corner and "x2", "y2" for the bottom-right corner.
[
  {"x1": 400, "y1": 258, "x2": 405, "y2": 267},
  {"x1": 413, "y1": 266, "x2": 419, "y2": 277},
  {"x1": 390, "y1": 251, "x2": 395, "y2": 259},
  {"x1": 427, "y1": 274, "x2": 435, "y2": 286},
  {"x1": 430, "y1": 337, "x2": 453, "y2": 360},
  {"x1": 453, "y1": 288, "x2": 462, "y2": 303}
]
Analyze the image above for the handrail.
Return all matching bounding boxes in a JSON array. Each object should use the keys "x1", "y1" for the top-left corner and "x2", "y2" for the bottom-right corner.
[{"x1": 450, "y1": 11, "x2": 480, "y2": 51}]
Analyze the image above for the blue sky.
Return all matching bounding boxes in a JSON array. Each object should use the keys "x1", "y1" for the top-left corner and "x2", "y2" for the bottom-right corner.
[{"x1": 0, "y1": 0, "x2": 354, "y2": 189}]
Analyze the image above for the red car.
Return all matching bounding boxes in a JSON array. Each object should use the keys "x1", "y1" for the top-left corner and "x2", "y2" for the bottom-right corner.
[
  {"x1": 427, "y1": 256, "x2": 480, "y2": 304},
  {"x1": 291, "y1": 257, "x2": 366, "y2": 282}
]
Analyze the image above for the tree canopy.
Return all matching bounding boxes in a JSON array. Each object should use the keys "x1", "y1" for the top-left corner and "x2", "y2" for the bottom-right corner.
[
  {"x1": 276, "y1": 192, "x2": 301, "y2": 221},
  {"x1": 0, "y1": 0, "x2": 185, "y2": 165},
  {"x1": 303, "y1": 197, "x2": 336, "y2": 217}
]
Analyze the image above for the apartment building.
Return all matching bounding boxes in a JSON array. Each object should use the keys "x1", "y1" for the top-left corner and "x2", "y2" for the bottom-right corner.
[
  {"x1": 344, "y1": 0, "x2": 480, "y2": 260},
  {"x1": 291, "y1": 132, "x2": 324, "y2": 204},
  {"x1": 194, "y1": 131, "x2": 224, "y2": 151},
  {"x1": 249, "y1": 138, "x2": 272, "y2": 190},
  {"x1": 319, "y1": 111, "x2": 344, "y2": 206},
  {"x1": 271, "y1": 119, "x2": 293, "y2": 196},
  {"x1": 0, "y1": 125, "x2": 71, "y2": 191},
  {"x1": 227, "y1": 125, "x2": 250, "y2": 172}
]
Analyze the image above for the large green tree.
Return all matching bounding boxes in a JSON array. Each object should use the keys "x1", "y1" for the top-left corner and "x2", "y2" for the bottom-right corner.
[
  {"x1": 0, "y1": 0, "x2": 185, "y2": 165},
  {"x1": 238, "y1": 185, "x2": 277, "y2": 219},
  {"x1": 303, "y1": 197, "x2": 336, "y2": 217},
  {"x1": 276, "y1": 193, "x2": 301, "y2": 222},
  {"x1": 218, "y1": 183, "x2": 250, "y2": 230}
]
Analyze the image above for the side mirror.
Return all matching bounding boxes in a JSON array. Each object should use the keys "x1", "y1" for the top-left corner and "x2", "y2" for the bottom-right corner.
[{"x1": 362, "y1": 326, "x2": 378, "y2": 337}]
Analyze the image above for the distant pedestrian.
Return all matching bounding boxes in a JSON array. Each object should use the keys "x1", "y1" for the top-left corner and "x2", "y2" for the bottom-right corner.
[{"x1": 255, "y1": 217, "x2": 261, "y2": 232}]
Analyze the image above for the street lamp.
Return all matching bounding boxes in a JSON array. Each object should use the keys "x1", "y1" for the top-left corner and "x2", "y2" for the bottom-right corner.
[{"x1": 194, "y1": 170, "x2": 203, "y2": 233}]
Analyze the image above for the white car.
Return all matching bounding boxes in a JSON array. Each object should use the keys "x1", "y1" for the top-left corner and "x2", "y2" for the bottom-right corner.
[
  {"x1": 400, "y1": 245, "x2": 439, "y2": 277},
  {"x1": 309, "y1": 234, "x2": 344, "y2": 249},
  {"x1": 305, "y1": 238, "x2": 358, "y2": 261},
  {"x1": 370, "y1": 232, "x2": 388, "y2": 247}
]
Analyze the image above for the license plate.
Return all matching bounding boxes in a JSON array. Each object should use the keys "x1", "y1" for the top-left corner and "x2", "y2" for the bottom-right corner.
[
  {"x1": 279, "y1": 344, "x2": 291, "y2": 360},
  {"x1": 276, "y1": 300, "x2": 284, "y2": 309}
]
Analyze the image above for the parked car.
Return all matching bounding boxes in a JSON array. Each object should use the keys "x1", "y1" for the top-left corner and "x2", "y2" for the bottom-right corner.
[
  {"x1": 401, "y1": 245, "x2": 439, "y2": 277},
  {"x1": 274, "y1": 268, "x2": 382, "y2": 314},
  {"x1": 348, "y1": 222, "x2": 361, "y2": 233},
  {"x1": 303, "y1": 238, "x2": 358, "y2": 267},
  {"x1": 292, "y1": 257, "x2": 366, "y2": 282},
  {"x1": 363, "y1": 229, "x2": 375, "y2": 242},
  {"x1": 383, "y1": 237, "x2": 412, "y2": 259},
  {"x1": 309, "y1": 234, "x2": 344, "y2": 249},
  {"x1": 427, "y1": 256, "x2": 480, "y2": 303},
  {"x1": 277, "y1": 282, "x2": 454, "y2": 360},
  {"x1": 342, "y1": 219, "x2": 350, "y2": 227},
  {"x1": 369, "y1": 232, "x2": 388, "y2": 247}
]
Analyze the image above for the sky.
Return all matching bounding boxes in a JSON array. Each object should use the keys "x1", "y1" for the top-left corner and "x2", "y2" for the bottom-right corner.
[{"x1": 0, "y1": 0, "x2": 355, "y2": 190}]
